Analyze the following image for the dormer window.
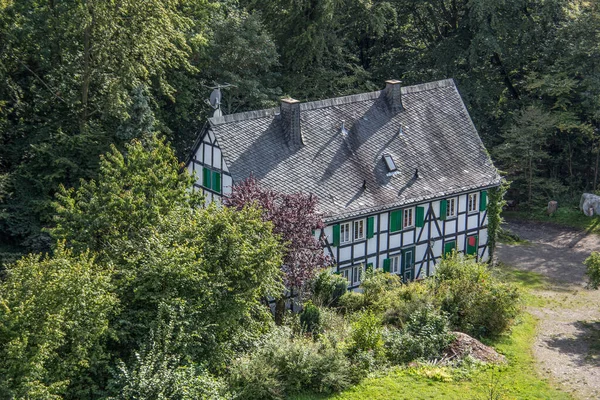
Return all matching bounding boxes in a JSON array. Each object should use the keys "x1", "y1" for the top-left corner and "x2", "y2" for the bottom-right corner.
[{"x1": 383, "y1": 154, "x2": 398, "y2": 176}]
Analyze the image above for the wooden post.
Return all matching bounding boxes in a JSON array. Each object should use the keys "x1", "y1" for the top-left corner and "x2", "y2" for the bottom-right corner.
[{"x1": 547, "y1": 201, "x2": 558, "y2": 215}]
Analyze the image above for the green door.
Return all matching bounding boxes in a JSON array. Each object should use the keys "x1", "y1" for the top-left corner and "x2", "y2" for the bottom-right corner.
[
  {"x1": 444, "y1": 240, "x2": 456, "y2": 257},
  {"x1": 466, "y1": 235, "x2": 478, "y2": 256},
  {"x1": 402, "y1": 247, "x2": 415, "y2": 282}
]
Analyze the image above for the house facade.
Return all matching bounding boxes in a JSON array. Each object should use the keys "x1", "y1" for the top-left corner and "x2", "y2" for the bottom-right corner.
[{"x1": 187, "y1": 79, "x2": 501, "y2": 288}]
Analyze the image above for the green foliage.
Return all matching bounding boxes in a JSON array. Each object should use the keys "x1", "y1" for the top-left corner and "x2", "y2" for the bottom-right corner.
[
  {"x1": 229, "y1": 327, "x2": 352, "y2": 399},
  {"x1": 310, "y1": 270, "x2": 348, "y2": 307},
  {"x1": 487, "y1": 180, "x2": 509, "y2": 260},
  {"x1": 433, "y1": 254, "x2": 521, "y2": 338},
  {"x1": 0, "y1": 0, "x2": 214, "y2": 251},
  {"x1": 50, "y1": 134, "x2": 201, "y2": 256},
  {"x1": 109, "y1": 309, "x2": 230, "y2": 400},
  {"x1": 384, "y1": 306, "x2": 454, "y2": 364},
  {"x1": 584, "y1": 251, "x2": 600, "y2": 290},
  {"x1": 383, "y1": 281, "x2": 433, "y2": 329},
  {"x1": 0, "y1": 243, "x2": 118, "y2": 399},
  {"x1": 300, "y1": 301, "x2": 323, "y2": 336},
  {"x1": 348, "y1": 311, "x2": 384, "y2": 358}
]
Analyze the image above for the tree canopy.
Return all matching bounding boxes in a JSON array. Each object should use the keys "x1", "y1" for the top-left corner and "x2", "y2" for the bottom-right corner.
[{"x1": 1, "y1": 0, "x2": 599, "y2": 260}]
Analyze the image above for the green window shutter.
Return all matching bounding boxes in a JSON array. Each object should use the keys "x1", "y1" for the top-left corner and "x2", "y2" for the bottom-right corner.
[
  {"x1": 416, "y1": 206, "x2": 425, "y2": 227},
  {"x1": 480, "y1": 190, "x2": 488, "y2": 211},
  {"x1": 367, "y1": 216, "x2": 375, "y2": 238},
  {"x1": 390, "y1": 210, "x2": 402, "y2": 232},
  {"x1": 467, "y1": 235, "x2": 478, "y2": 255},
  {"x1": 202, "y1": 167, "x2": 211, "y2": 188},
  {"x1": 383, "y1": 258, "x2": 390, "y2": 273},
  {"x1": 212, "y1": 171, "x2": 221, "y2": 193},
  {"x1": 332, "y1": 224, "x2": 340, "y2": 246},
  {"x1": 444, "y1": 241, "x2": 456, "y2": 256},
  {"x1": 440, "y1": 199, "x2": 447, "y2": 221}
]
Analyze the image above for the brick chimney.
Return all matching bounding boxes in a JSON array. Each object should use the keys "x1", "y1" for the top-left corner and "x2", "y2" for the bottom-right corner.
[
  {"x1": 384, "y1": 80, "x2": 403, "y2": 113},
  {"x1": 280, "y1": 98, "x2": 304, "y2": 146}
]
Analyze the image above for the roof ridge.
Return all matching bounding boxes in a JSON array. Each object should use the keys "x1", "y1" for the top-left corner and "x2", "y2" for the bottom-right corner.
[
  {"x1": 300, "y1": 91, "x2": 381, "y2": 111},
  {"x1": 401, "y1": 78, "x2": 455, "y2": 94},
  {"x1": 209, "y1": 107, "x2": 279, "y2": 126},
  {"x1": 208, "y1": 78, "x2": 456, "y2": 126}
]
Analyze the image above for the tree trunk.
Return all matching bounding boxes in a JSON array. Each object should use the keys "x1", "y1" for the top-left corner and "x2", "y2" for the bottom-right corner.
[
  {"x1": 594, "y1": 149, "x2": 599, "y2": 191},
  {"x1": 528, "y1": 155, "x2": 533, "y2": 204},
  {"x1": 274, "y1": 297, "x2": 286, "y2": 325},
  {"x1": 80, "y1": 4, "x2": 93, "y2": 133}
]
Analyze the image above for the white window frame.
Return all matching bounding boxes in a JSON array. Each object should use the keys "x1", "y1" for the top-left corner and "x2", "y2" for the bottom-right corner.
[
  {"x1": 352, "y1": 265, "x2": 362, "y2": 285},
  {"x1": 468, "y1": 193, "x2": 478, "y2": 214},
  {"x1": 353, "y1": 219, "x2": 366, "y2": 241},
  {"x1": 340, "y1": 222, "x2": 351, "y2": 244},
  {"x1": 447, "y1": 197, "x2": 457, "y2": 219},
  {"x1": 403, "y1": 207, "x2": 415, "y2": 229},
  {"x1": 390, "y1": 255, "x2": 401, "y2": 274},
  {"x1": 342, "y1": 269, "x2": 350, "y2": 283}
]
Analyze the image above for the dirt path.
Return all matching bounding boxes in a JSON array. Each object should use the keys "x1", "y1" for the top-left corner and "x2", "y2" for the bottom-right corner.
[{"x1": 497, "y1": 220, "x2": 600, "y2": 400}]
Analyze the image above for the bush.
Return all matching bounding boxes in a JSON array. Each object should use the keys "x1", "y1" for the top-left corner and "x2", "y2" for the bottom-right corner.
[
  {"x1": 360, "y1": 271, "x2": 403, "y2": 312},
  {"x1": 384, "y1": 305, "x2": 454, "y2": 364},
  {"x1": 584, "y1": 251, "x2": 600, "y2": 289},
  {"x1": 228, "y1": 327, "x2": 352, "y2": 398},
  {"x1": 348, "y1": 311, "x2": 384, "y2": 358},
  {"x1": 338, "y1": 290, "x2": 367, "y2": 313},
  {"x1": 433, "y1": 254, "x2": 521, "y2": 338},
  {"x1": 300, "y1": 301, "x2": 322, "y2": 336},
  {"x1": 228, "y1": 354, "x2": 283, "y2": 400},
  {"x1": 311, "y1": 270, "x2": 348, "y2": 307},
  {"x1": 383, "y1": 281, "x2": 433, "y2": 328}
]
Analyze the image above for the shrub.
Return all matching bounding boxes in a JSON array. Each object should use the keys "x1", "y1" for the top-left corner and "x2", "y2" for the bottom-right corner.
[
  {"x1": 385, "y1": 305, "x2": 454, "y2": 364},
  {"x1": 228, "y1": 327, "x2": 352, "y2": 398},
  {"x1": 338, "y1": 290, "x2": 366, "y2": 313},
  {"x1": 348, "y1": 311, "x2": 384, "y2": 358},
  {"x1": 383, "y1": 280, "x2": 433, "y2": 328},
  {"x1": 361, "y1": 271, "x2": 403, "y2": 312},
  {"x1": 228, "y1": 354, "x2": 283, "y2": 400},
  {"x1": 311, "y1": 270, "x2": 348, "y2": 307},
  {"x1": 300, "y1": 301, "x2": 322, "y2": 336},
  {"x1": 584, "y1": 251, "x2": 600, "y2": 289},
  {"x1": 433, "y1": 254, "x2": 520, "y2": 338}
]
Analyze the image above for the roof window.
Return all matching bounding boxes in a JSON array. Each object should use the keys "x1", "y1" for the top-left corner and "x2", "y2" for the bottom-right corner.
[{"x1": 383, "y1": 154, "x2": 397, "y2": 172}]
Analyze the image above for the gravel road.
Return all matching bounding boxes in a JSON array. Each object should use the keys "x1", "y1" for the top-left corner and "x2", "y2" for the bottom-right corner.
[{"x1": 497, "y1": 220, "x2": 600, "y2": 400}]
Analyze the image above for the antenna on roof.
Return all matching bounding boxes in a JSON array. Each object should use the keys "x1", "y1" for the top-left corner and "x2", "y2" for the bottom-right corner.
[
  {"x1": 340, "y1": 121, "x2": 349, "y2": 137},
  {"x1": 204, "y1": 83, "x2": 236, "y2": 117}
]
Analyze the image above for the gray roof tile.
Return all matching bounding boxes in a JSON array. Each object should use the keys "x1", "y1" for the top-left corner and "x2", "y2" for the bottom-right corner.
[{"x1": 207, "y1": 79, "x2": 501, "y2": 221}]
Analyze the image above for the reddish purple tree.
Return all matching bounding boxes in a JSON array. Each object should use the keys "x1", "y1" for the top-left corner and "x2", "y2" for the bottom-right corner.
[{"x1": 224, "y1": 176, "x2": 332, "y2": 298}]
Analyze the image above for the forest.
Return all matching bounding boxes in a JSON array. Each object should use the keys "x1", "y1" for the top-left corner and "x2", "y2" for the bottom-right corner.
[{"x1": 1, "y1": 0, "x2": 599, "y2": 261}]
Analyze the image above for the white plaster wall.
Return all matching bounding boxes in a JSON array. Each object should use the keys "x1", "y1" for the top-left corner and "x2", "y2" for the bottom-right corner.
[
  {"x1": 353, "y1": 243, "x2": 365, "y2": 258},
  {"x1": 445, "y1": 219, "x2": 456, "y2": 235},
  {"x1": 203, "y1": 144, "x2": 212, "y2": 166},
  {"x1": 380, "y1": 212, "x2": 388, "y2": 231},
  {"x1": 367, "y1": 237, "x2": 377, "y2": 254},
  {"x1": 467, "y1": 214, "x2": 478, "y2": 229},
  {"x1": 458, "y1": 195, "x2": 467, "y2": 213},
  {"x1": 402, "y1": 231, "x2": 412, "y2": 244},
  {"x1": 213, "y1": 147, "x2": 222, "y2": 169},
  {"x1": 389, "y1": 233, "x2": 401, "y2": 249},
  {"x1": 339, "y1": 247, "x2": 351, "y2": 262},
  {"x1": 379, "y1": 233, "x2": 388, "y2": 251}
]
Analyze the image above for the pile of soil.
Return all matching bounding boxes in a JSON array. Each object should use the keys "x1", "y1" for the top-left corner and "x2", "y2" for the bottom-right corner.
[{"x1": 443, "y1": 332, "x2": 507, "y2": 364}]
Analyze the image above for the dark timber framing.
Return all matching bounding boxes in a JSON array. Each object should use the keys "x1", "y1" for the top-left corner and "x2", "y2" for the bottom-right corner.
[{"x1": 327, "y1": 187, "x2": 495, "y2": 290}]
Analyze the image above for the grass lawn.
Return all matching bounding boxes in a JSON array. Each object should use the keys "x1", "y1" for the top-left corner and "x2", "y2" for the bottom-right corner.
[
  {"x1": 293, "y1": 268, "x2": 572, "y2": 400},
  {"x1": 503, "y1": 207, "x2": 600, "y2": 235}
]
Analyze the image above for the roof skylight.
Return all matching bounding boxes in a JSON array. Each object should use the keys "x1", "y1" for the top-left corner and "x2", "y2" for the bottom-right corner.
[{"x1": 384, "y1": 154, "x2": 397, "y2": 172}]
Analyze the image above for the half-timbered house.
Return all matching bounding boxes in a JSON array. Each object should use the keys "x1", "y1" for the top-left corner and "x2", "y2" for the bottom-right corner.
[{"x1": 186, "y1": 79, "x2": 501, "y2": 288}]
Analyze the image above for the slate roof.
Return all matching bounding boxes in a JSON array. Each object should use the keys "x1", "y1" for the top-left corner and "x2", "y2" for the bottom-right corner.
[{"x1": 206, "y1": 79, "x2": 501, "y2": 221}]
